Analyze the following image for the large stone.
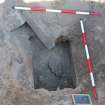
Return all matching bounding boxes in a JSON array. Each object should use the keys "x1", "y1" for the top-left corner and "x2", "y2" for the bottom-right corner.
[{"x1": 17, "y1": 0, "x2": 89, "y2": 49}]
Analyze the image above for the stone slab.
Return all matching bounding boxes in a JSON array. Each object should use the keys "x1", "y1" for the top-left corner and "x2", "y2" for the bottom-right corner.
[{"x1": 17, "y1": 0, "x2": 89, "y2": 49}]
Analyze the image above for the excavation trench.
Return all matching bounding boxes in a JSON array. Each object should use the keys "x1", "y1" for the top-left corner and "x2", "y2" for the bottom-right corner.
[{"x1": 9, "y1": 22, "x2": 77, "y2": 91}]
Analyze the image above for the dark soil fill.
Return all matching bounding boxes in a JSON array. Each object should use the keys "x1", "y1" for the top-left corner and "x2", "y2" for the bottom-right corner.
[{"x1": 33, "y1": 40, "x2": 76, "y2": 91}]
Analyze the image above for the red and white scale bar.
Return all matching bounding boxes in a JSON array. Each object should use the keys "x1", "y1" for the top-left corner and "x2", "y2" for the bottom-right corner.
[
  {"x1": 14, "y1": 6, "x2": 102, "y2": 16},
  {"x1": 80, "y1": 20, "x2": 97, "y2": 99}
]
